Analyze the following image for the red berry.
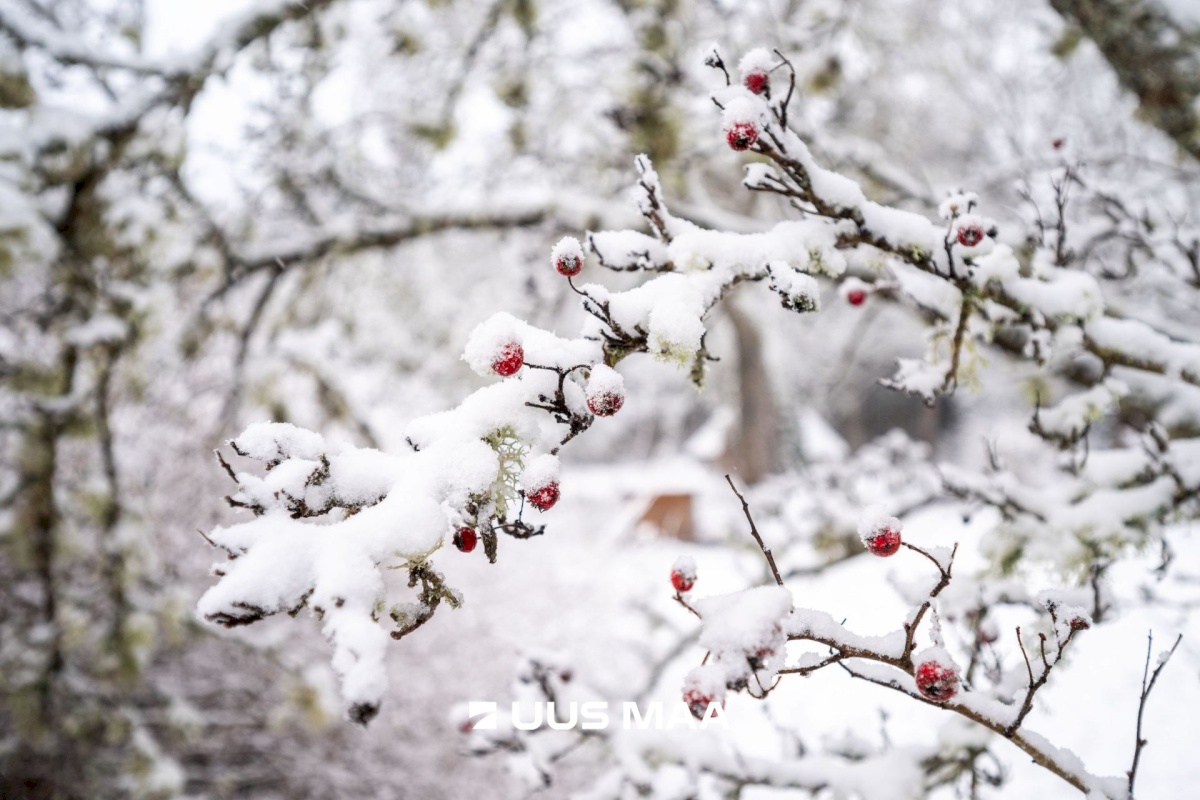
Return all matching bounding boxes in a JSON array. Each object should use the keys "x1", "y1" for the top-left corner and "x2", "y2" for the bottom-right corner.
[
  {"x1": 491, "y1": 341, "x2": 524, "y2": 376},
  {"x1": 743, "y1": 71, "x2": 769, "y2": 95},
  {"x1": 682, "y1": 688, "x2": 716, "y2": 720},
  {"x1": 1052, "y1": 137, "x2": 1065, "y2": 151},
  {"x1": 1068, "y1": 616, "x2": 1091, "y2": 631},
  {"x1": 725, "y1": 121, "x2": 758, "y2": 151},
  {"x1": 555, "y1": 254, "x2": 582, "y2": 277},
  {"x1": 453, "y1": 527, "x2": 477, "y2": 553},
  {"x1": 527, "y1": 482, "x2": 559, "y2": 511},
  {"x1": 914, "y1": 659, "x2": 959, "y2": 703},
  {"x1": 671, "y1": 570, "x2": 694, "y2": 593},
  {"x1": 866, "y1": 527, "x2": 901, "y2": 557},
  {"x1": 956, "y1": 224, "x2": 985, "y2": 248},
  {"x1": 587, "y1": 390, "x2": 624, "y2": 417},
  {"x1": 847, "y1": 288, "x2": 866, "y2": 306}
]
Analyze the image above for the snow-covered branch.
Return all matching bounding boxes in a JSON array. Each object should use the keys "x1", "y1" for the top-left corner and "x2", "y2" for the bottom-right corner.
[
  {"x1": 670, "y1": 501, "x2": 1128, "y2": 798},
  {"x1": 195, "y1": 44, "x2": 1194, "y2": 800}
]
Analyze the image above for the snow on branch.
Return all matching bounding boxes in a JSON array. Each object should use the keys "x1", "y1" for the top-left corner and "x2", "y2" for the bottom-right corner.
[
  {"x1": 199, "y1": 47, "x2": 1199, "y2": 777},
  {"x1": 671, "y1": 485, "x2": 1130, "y2": 798}
]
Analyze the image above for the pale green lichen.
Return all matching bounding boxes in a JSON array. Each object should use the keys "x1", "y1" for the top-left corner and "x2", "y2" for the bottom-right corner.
[{"x1": 484, "y1": 424, "x2": 527, "y2": 519}]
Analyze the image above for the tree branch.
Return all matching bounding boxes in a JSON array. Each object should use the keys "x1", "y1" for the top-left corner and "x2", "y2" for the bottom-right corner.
[{"x1": 1048, "y1": 0, "x2": 1200, "y2": 162}]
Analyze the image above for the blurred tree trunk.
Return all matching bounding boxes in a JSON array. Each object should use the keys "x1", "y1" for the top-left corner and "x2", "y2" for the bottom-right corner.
[
  {"x1": 722, "y1": 301, "x2": 781, "y2": 483},
  {"x1": 1049, "y1": 0, "x2": 1200, "y2": 161}
]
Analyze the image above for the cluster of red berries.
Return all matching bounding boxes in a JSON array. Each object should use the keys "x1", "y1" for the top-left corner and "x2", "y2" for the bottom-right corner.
[
  {"x1": 914, "y1": 659, "x2": 959, "y2": 703},
  {"x1": 491, "y1": 341, "x2": 524, "y2": 376}
]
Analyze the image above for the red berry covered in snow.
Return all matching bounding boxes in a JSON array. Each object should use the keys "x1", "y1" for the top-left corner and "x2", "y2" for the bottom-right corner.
[
  {"x1": 552, "y1": 236, "x2": 584, "y2": 277},
  {"x1": 866, "y1": 528, "x2": 901, "y2": 556},
  {"x1": 587, "y1": 391, "x2": 623, "y2": 416},
  {"x1": 671, "y1": 570, "x2": 693, "y2": 593},
  {"x1": 738, "y1": 48, "x2": 775, "y2": 97},
  {"x1": 585, "y1": 364, "x2": 625, "y2": 417},
  {"x1": 914, "y1": 656, "x2": 960, "y2": 703},
  {"x1": 670, "y1": 555, "x2": 697, "y2": 593},
  {"x1": 587, "y1": 392, "x2": 623, "y2": 416},
  {"x1": 726, "y1": 121, "x2": 758, "y2": 151},
  {"x1": 682, "y1": 664, "x2": 726, "y2": 720},
  {"x1": 522, "y1": 454, "x2": 561, "y2": 512},
  {"x1": 858, "y1": 505, "x2": 903, "y2": 557},
  {"x1": 491, "y1": 341, "x2": 524, "y2": 376},
  {"x1": 453, "y1": 527, "x2": 478, "y2": 553},
  {"x1": 956, "y1": 224, "x2": 985, "y2": 248},
  {"x1": 683, "y1": 688, "x2": 715, "y2": 720},
  {"x1": 744, "y1": 71, "x2": 769, "y2": 95},
  {"x1": 527, "y1": 482, "x2": 559, "y2": 511},
  {"x1": 847, "y1": 288, "x2": 866, "y2": 306}
]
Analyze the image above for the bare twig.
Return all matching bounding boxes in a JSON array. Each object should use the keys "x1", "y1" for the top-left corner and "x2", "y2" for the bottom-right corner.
[
  {"x1": 1128, "y1": 631, "x2": 1183, "y2": 794},
  {"x1": 724, "y1": 474, "x2": 784, "y2": 586}
]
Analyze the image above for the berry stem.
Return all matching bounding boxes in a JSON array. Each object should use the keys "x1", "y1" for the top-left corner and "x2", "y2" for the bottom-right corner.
[
  {"x1": 770, "y1": 48, "x2": 797, "y2": 130},
  {"x1": 673, "y1": 592, "x2": 701, "y2": 619},
  {"x1": 899, "y1": 542, "x2": 957, "y2": 663}
]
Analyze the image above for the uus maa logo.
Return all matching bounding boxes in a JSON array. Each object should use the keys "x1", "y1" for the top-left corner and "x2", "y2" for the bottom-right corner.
[{"x1": 464, "y1": 700, "x2": 728, "y2": 731}]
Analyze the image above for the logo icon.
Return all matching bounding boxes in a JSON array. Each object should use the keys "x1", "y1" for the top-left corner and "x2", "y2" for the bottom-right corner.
[{"x1": 466, "y1": 701, "x2": 497, "y2": 730}]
